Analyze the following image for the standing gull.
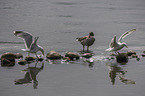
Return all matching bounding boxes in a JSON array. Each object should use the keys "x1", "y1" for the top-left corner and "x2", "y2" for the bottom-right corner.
[
  {"x1": 76, "y1": 32, "x2": 95, "y2": 52},
  {"x1": 105, "y1": 29, "x2": 136, "y2": 52},
  {"x1": 14, "y1": 31, "x2": 44, "y2": 58}
]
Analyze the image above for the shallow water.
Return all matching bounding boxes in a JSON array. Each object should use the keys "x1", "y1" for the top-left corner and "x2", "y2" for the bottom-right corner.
[{"x1": 0, "y1": 0, "x2": 145, "y2": 96}]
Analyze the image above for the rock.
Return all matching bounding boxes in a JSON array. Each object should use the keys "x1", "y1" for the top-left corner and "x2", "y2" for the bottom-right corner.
[
  {"x1": 62, "y1": 57, "x2": 70, "y2": 62},
  {"x1": 18, "y1": 60, "x2": 27, "y2": 65},
  {"x1": 136, "y1": 58, "x2": 140, "y2": 61},
  {"x1": 65, "y1": 52, "x2": 80, "y2": 60},
  {"x1": 38, "y1": 57, "x2": 44, "y2": 62},
  {"x1": 141, "y1": 54, "x2": 145, "y2": 57},
  {"x1": 1, "y1": 52, "x2": 16, "y2": 67},
  {"x1": 127, "y1": 51, "x2": 136, "y2": 56},
  {"x1": 81, "y1": 53, "x2": 93, "y2": 58},
  {"x1": 131, "y1": 54, "x2": 138, "y2": 58},
  {"x1": 46, "y1": 51, "x2": 61, "y2": 60},
  {"x1": 15, "y1": 53, "x2": 23, "y2": 59},
  {"x1": 25, "y1": 56, "x2": 36, "y2": 61},
  {"x1": 110, "y1": 53, "x2": 116, "y2": 56},
  {"x1": 116, "y1": 52, "x2": 128, "y2": 64}
]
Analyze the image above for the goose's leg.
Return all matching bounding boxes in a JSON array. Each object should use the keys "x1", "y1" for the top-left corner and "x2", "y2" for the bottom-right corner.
[
  {"x1": 87, "y1": 46, "x2": 89, "y2": 52},
  {"x1": 83, "y1": 46, "x2": 85, "y2": 52}
]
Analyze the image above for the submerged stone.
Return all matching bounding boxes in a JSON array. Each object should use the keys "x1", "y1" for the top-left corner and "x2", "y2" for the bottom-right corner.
[{"x1": 81, "y1": 53, "x2": 93, "y2": 58}]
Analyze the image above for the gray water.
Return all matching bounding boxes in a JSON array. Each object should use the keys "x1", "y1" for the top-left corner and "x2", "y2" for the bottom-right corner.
[{"x1": 0, "y1": 0, "x2": 145, "y2": 96}]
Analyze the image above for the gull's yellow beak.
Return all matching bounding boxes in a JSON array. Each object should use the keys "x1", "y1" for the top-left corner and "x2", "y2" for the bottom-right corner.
[{"x1": 125, "y1": 45, "x2": 128, "y2": 48}]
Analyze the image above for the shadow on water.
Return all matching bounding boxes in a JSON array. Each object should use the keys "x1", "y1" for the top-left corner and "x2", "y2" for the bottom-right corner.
[
  {"x1": 14, "y1": 61, "x2": 44, "y2": 89},
  {"x1": 106, "y1": 62, "x2": 135, "y2": 85}
]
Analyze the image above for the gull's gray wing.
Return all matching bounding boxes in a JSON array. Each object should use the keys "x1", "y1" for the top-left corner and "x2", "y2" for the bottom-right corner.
[
  {"x1": 109, "y1": 35, "x2": 118, "y2": 48},
  {"x1": 14, "y1": 31, "x2": 33, "y2": 49},
  {"x1": 118, "y1": 29, "x2": 136, "y2": 42}
]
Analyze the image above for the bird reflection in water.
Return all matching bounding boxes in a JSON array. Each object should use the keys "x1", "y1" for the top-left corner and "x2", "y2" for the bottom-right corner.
[
  {"x1": 14, "y1": 61, "x2": 44, "y2": 89},
  {"x1": 106, "y1": 62, "x2": 135, "y2": 85},
  {"x1": 81, "y1": 58, "x2": 94, "y2": 70}
]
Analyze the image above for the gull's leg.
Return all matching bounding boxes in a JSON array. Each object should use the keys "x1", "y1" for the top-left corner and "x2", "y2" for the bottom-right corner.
[
  {"x1": 35, "y1": 53, "x2": 39, "y2": 60},
  {"x1": 35, "y1": 53, "x2": 39, "y2": 62},
  {"x1": 28, "y1": 52, "x2": 30, "y2": 56}
]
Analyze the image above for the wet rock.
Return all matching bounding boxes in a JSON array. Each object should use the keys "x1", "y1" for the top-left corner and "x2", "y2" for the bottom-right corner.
[
  {"x1": 65, "y1": 52, "x2": 80, "y2": 60},
  {"x1": 141, "y1": 54, "x2": 145, "y2": 57},
  {"x1": 1, "y1": 52, "x2": 16, "y2": 67},
  {"x1": 25, "y1": 56, "x2": 36, "y2": 61},
  {"x1": 18, "y1": 60, "x2": 27, "y2": 65},
  {"x1": 81, "y1": 53, "x2": 93, "y2": 58},
  {"x1": 131, "y1": 54, "x2": 138, "y2": 58},
  {"x1": 15, "y1": 53, "x2": 23, "y2": 59},
  {"x1": 46, "y1": 51, "x2": 61, "y2": 60},
  {"x1": 127, "y1": 51, "x2": 136, "y2": 56},
  {"x1": 136, "y1": 58, "x2": 140, "y2": 61},
  {"x1": 62, "y1": 57, "x2": 70, "y2": 62},
  {"x1": 116, "y1": 52, "x2": 128, "y2": 64},
  {"x1": 110, "y1": 53, "x2": 116, "y2": 56},
  {"x1": 38, "y1": 57, "x2": 44, "y2": 62}
]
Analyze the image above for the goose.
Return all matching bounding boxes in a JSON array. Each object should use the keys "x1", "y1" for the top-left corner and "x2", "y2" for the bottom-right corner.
[{"x1": 76, "y1": 32, "x2": 95, "y2": 52}]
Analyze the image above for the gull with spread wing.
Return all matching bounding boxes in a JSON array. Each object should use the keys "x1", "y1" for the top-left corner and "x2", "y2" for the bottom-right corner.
[
  {"x1": 105, "y1": 29, "x2": 136, "y2": 52},
  {"x1": 14, "y1": 31, "x2": 44, "y2": 58}
]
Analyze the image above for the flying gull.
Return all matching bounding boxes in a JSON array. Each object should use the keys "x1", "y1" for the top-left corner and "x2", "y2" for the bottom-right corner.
[{"x1": 14, "y1": 31, "x2": 44, "y2": 58}]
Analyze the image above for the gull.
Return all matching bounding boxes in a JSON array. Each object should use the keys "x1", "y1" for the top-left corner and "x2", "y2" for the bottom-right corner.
[
  {"x1": 76, "y1": 32, "x2": 95, "y2": 52},
  {"x1": 14, "y1": 31, "x2": 44, "y2": 58},
  {"x1": 105, "y1": 29, "x2": 136, "y2": 52}
]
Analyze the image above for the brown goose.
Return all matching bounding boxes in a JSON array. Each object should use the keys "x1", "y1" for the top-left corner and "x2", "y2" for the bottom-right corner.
[{"x1": 77, "y1": 32, "x2": 95, "y2": 52}]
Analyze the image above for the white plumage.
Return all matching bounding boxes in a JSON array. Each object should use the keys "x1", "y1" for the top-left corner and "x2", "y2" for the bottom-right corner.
[
  {"x1": 105, "y1": 29, "x2": 136, "y2": 52},
  {"x1": 14, "y1": 31, "x2": 44, "y2": 58}
]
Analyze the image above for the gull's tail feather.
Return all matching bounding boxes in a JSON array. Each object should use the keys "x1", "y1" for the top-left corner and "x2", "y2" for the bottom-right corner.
[
  {"x1": 105, "y1": 48, "x2": 113, "y2": 52},
  {"x1": 21, "y1": 49, "x2": 30, "y2": 52}
]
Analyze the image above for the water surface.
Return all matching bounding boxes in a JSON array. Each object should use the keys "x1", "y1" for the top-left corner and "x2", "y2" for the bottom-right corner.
[{"x1": 0, "y1": 0, "x2": 145, "y2": 96}]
